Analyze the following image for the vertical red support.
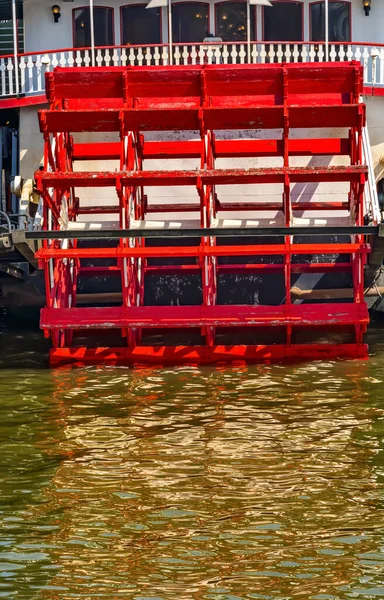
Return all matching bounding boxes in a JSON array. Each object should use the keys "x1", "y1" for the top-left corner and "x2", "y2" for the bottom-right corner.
[{"x1": 283, "y1": 67, "x2": 292, "y2": 346}]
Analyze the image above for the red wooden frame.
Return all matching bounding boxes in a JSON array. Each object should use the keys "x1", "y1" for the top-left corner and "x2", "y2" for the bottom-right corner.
[
  {"x1": 120, "y1": 3, "x2": 163, "y2": 46},
  {"x1": 309, "y1": 0, "x2": 352, "y2": 43},
  {"x1": 72, "y1": 5, "x2": 115, "y2": 48},
  {"x1": 214, "y1": 0, "x2": 256, "y2": 43},
  {"x1": 262, "y1": 0, "x2": 304, "y2": 43},
  {"x1": 35, "y1": 62, "x2": 370, "y2": 364}
]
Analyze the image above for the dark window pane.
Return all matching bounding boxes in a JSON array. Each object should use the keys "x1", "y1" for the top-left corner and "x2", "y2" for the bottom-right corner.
[
  {"x1": 121, "y1": 5, "x2": 161, "y2": 45},
  {"x1": 264, "y1": 2, "x2": 303, "y2": 42},
  {"x1": 310, "y1": 2, "x2": 350, "y2": 42},
  {"x1": 73, "y1": 7, "x2": 114, "y2": 48},
  {"x1": 0, "y1": 19, "x2": 23, "y2": 55},
  {"x1": 172, "y1": 3, "x2": 209, "y2": 43},
  {"x1": 215, "y1": 2, "x2": 255, "y2": 42}
]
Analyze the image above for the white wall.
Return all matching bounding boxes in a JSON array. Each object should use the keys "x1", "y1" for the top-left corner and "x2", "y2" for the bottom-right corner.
[
  {"x1": 23, "y1": 0, "x2": 384, "y2": 54},
  {"x1": 20, "y1": 104, "x2": 45, "y2": 179}
]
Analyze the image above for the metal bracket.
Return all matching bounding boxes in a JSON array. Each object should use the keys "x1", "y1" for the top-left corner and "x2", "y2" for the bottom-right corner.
[
  {"x1": 0, "y1": 233, "x2": 13, "y2": 252},
  {"x1": 0, "y1": 263, "x2": 25, "y2": 280},
  {"x1": 11, "y1": 229, "x2": 41, "y2": 269}
]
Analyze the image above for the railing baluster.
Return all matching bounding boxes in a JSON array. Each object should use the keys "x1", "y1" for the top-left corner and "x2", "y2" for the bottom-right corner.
[
  {"x1": 198, "y1": 45, "x2": 205, "y2": 65},
  {"x1": 190, "y1": 45, "x2": 197, "y2": 65},
  {"x1": 277, "y1": 43, "x2": 283, "y2": 64},
  {"x1": 292, "y1": 43, "x2": 298, "y2": 63},
  {"x1": 230, "y1": 44, "x2": 238, "y2": 64},
  {"x1": 75, "y1": 50, "x2": 82, "y2": 67},
  {"x1": 161, "y1": 46, "x2": 169, "y2": 66},
  {"x1": 380, "y1": 50, "x2": 384, "y2": 86},
  {"x1": 112, "y1": 49, "x2": 120, "y2": 66},
  {"x1": 26, "y1": 55, "x2": 34, "y2": 93},
  {"x1": 363, "y1": 47, "x2": 370, "y2": 84},
  {"x1": 174, "y1": 45, "x2": 181, "y2": 65},
  {"x1": 284, "y1": 44, "x2": 291, "y2": 63},
  {"x1": 207, "y1": 45, "x2": 213, "y2": 65},
  {"x1": 222, "y1": 44, "x2": 229, "y2": 65},
  {"x1": 96, "y1": 49, "x2": 103, "y2": 67},
  {"x1": 83, "y1": 50, "x2": 91, "y2": 67},
  {"x1": 19, "y1": 56, "x2": 26, "y2": 94},
  {"x1": 137, "y1": 47, "x2": 144, "y2": 66},
  {"x1": 268, "y1": 44, "x2": 275, "y2": 64},
  {"x1": 153, "y1": 46, "x2": 160, "y2": 66},
  {"x1": 59, "y1": 52, "x2": 67, "y2": 68},
  {"x1": 214, "y1": 46, "x2": 221, "y2": 65},
  {"x1": 104, "y1": 49, "x2": 111, "y2": 67},
  {"x1": 0, "y1": 59, "x2": 6, "y2": 97},
  {"x1": 251, "y1": 43, "x2": 258, "y2": 64},
  {"x1": 309, "y1": 44, "x2": 316, "y2": 63},
  {"x1": 260, "y1": 44, "x2": 266, "y2": 64},
  {"x1": 239, "y1": 43, "x2": 246, "y2": 64},
  {"x1": 7, "y1": 58, "x2": 13, "y2": 96},
  {"x1": 36, "y1": 55, "x2": 43, "y2": 92},
  {"x1": 145, "y1": 46, "x2": 152, "y2": 65}
]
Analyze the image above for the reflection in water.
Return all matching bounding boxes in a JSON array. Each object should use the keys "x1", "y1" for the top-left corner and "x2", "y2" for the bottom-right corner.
[{"x1": 1, "y1": 332, "x2": 384, "y2": 598}]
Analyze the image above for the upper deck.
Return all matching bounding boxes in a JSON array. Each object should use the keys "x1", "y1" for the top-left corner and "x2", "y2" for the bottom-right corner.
[{"x1": 2, "y1": 0, "x2": 384, "y2": 107}]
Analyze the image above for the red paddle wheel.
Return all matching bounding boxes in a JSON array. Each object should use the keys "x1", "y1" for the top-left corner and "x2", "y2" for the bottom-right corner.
[{"x1": 35, "y1": 62, "x2": 370, "y2": 364}]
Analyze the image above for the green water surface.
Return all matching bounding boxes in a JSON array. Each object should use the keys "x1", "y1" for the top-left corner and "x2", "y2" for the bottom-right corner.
[{"x1": 1, "y1": 323, "x2": 384, "y2": 599}]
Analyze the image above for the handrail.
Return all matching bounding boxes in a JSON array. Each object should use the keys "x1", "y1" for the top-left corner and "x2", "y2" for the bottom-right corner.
[{"x1": 1, "y1": 40, "x2": 384, "y2": 61}]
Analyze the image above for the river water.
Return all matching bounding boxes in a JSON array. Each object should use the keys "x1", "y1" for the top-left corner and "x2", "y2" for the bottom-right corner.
[{"x1": 2, "y1": 319, "x2": 384, "y2": 599}]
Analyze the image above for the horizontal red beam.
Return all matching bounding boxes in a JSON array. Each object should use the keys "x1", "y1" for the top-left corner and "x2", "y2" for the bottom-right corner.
[
  {"x1": 35, "y1": 166, "x2": 367, "y2": 188},
  {"x1": 41, "y1": 303, "x2": 368, "y2": 330},
  {"x1": 136, "y1": 262, "x2": 353, "y2": 275},
  {"x1": 218, "y1": 262, "x2": 352, "y2": 274},
  {"x1": 72, "y1": 138, "x2": 351, "y2": 161},
  {"x1": 0, "y1": 94, "x2": 47, "y2": 109},
  {"x1": 363, "y1": 86, "x2": 384, "y2": 97},
  {"x1": 78, "y1": 263, "x2": 352, "y2": 276},
  {"x1": 144, "y1": 201, "x2": 349, "y2": 213},
  {"x1": 49, "y1": 343, "x2": 369, "y2": 366},
  {"x1": 39, "y1": 104, "x2": 364, "y2": 133},
  {"x1": 36, "y1": 242, "x2": 369, "y2": 261},
  {"x1": 77, "y1": 206, "x2": 120, "y2": 214},
  {"x1": 76, "y1": 200, "x2": 349, "y2": 215},
  {"x1": 79, "y1": 266, "x2": 121, "y2": 274}
]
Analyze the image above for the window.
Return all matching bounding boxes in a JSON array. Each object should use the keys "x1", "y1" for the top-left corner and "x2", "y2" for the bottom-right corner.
[
  {"x1": 310, "y1": 1, "x2": 351, "y2": 42},
  {"x1": 263, "y1": 1, "x2": 303, "y2": 42},
  {"x1": 0, "y1": 20, "x2": 23, "y2": 55},
  {"x1": 215, "y1": 2, "x2": 255, "y2": 42},
  {"x1": 73, "y1": 7, "x2": 114, "y2": 48},
  {"x1": 172, "y1": 3, "x2": 209, "y2": 44},
  {"x1": 0, "y1": 1, "x2": 23, "y2": 55},
  {"x1": 121, "y1": 5, "x2": 161, "y2": 45}
]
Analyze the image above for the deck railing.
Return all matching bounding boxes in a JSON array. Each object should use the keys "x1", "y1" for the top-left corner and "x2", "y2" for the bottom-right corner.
[{"x1": 1, "y1": 41, "x2": 384, "y2": 100}]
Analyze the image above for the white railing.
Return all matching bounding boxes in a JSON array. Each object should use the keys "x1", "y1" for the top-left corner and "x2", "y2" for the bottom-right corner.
[
  {"x1": 362, "y1": 120, "x2": 381, "y2": 225},
  {"x1": 1, "y1": 42, "x2": 384, "y2": 100}
]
